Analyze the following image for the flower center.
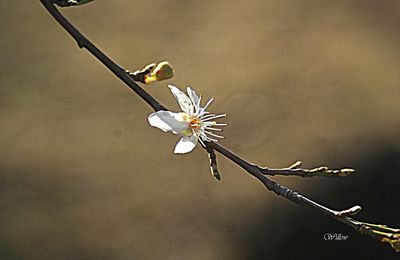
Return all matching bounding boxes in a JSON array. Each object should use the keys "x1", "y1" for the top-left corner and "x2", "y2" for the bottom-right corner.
[{"x1": 189, "y1": 117, "x2": 202, "y2": 129}]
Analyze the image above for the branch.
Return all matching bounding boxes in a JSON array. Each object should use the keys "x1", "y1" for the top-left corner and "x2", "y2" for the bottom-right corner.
[
  {"x1": 38, "y1": 0, "x2": 400, "y2": 252},
  {"x1": 39, "y1": 0, "x2": 165, "y2": 112},
  {"x1": 208, "y1": 142, "x2": 399, "y2": 252},
  {"x1": 260, "y1": 160, "x2": 355, "y2": 178}
]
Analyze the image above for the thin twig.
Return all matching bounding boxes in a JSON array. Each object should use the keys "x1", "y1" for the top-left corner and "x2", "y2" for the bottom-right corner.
[
  {"x1": 260, "y1": 160, "x2": 355, "y2": 178},
  {"x1": 38, "y1": 0, "x2": 400, "y2": 252}
]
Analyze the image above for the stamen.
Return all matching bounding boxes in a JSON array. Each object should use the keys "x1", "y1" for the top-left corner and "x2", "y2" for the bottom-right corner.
[
  {"x1": 203, "y1": 97, "x2": 214, "y2": 111},
  {"x1": 201, "y1": 121, "x2": 217, "y2": 127},
  {"x1": 199, "y1": 114, "x2": 217, "y2": 120},
  {"x1": 198, "y1": 109, "x2": 210, "y2": 117},
  {"x1": 205, "y1": 136, "x2": 219, "y2": 142},
  {"x1": 202, "y1": 114, "x2": 226, "y2": 121},
  {"x1": 205, "y1": 131, "x2": 224, "y2": 139},
  {"x1": 205, "y1": 127, "x2": 223, "y2": 132}
]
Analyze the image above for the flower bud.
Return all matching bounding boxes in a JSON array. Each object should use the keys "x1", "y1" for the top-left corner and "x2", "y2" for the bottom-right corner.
[{"x1": 144, "y1": 61, "x2": 174, "y2": 84}]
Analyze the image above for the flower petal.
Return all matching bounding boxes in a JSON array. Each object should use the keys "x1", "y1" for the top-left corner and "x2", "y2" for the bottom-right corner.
[
  {"x1": 174, "y1": 135, "x2": 198, "y2": 154},
  {"x1": 148, "y1": 111, "x2": 188, "y2": 134},
  {"x1": 168, "y1": 85, "x2": 194, "y2": 114},
  {"x1": 187, "y1": 87, "x2": 200, "y2": 113}
]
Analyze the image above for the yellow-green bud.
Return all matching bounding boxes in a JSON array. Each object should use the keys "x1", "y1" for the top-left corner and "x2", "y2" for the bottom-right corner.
[{"x1": 144, "y1": 61, "x2": 174, "y2": 84}]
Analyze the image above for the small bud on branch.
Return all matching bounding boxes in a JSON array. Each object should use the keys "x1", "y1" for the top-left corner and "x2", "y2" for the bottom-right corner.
[
  {"x1": 128, "y1": 61, "x2": 174, "y2": 84},
  {"x1": 53, "y1": 0, "x2": 93, "y2": 7}
]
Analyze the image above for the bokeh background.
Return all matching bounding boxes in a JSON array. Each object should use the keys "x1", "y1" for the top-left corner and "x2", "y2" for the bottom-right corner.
[{"x1": 1, "y1": 1, "x2": 399, "y2": 259}]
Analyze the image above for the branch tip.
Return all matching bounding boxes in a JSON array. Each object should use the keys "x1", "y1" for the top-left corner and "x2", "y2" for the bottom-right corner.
[
  {"x1": 351, "y1": 220, "x2": 400, "y2": 252},
  {"x1": 337, "y1": 205, "x2": 362, "y2": 217}
]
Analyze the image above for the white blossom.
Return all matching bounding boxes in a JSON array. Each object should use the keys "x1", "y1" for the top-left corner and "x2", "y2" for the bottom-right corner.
[{"x1": 148, "y1": 85, "x2": 226, "y2": 154}]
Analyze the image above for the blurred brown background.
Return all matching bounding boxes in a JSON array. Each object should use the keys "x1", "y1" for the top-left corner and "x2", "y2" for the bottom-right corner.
[{"x1": 1, "y1": 1, "x2": 399, "y2": 259}]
